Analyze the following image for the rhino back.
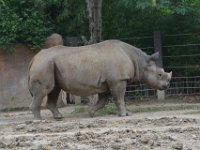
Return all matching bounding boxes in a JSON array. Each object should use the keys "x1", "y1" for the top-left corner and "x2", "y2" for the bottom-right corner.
[{"x1": 58, "y1": 41, "x2": 133, "y2": 76}]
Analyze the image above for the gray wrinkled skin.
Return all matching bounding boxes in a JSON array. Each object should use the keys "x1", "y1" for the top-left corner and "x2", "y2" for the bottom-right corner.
[{"x1": 28, "y1": 40, "x2": 172, "y2": 120}]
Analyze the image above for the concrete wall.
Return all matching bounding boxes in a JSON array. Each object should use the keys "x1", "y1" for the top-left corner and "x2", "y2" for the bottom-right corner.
[
  {"x1": 0, "y1": 44, "x2": 67, "y2": 111},
  {"x1": 0, "y1": 45, "x2": 34, "y2": 110}
]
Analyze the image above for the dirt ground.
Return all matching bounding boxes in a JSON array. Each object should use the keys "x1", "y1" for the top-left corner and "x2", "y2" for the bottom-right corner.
[{"x1": 1, "y1": 102, "x2": 200, "y2": 150}]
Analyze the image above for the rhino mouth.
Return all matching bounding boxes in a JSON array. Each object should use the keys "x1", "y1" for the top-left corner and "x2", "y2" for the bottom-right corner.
[{"x1": 159, "y1": 83, "x2": 170, "y2": 90}]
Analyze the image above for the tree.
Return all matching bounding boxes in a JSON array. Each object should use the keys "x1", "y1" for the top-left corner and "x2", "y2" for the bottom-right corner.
[
  {"x1": 41, "y1": 0, "x2": 89, "y2": 38},
  {"x1": 86, "y1": 0, "x2": 102, "y2": 44},
  {"x1": 84, "y1": 0, "x2": 103, "y2": 103},
  {"x1": 0, "y1": 0, "x2": 53, "y2": 50},
  {"x1": 102, "y1": 0, "x2": 199, "y2": 40}
]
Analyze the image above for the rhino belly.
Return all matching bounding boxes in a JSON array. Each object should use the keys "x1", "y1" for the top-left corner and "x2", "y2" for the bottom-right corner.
[
  {"x1": 55, "y1": 70, "x2": 108, "y2": 96},
  {"x1": 61, "y1": 81, "x2": 108, "y2": 96}
]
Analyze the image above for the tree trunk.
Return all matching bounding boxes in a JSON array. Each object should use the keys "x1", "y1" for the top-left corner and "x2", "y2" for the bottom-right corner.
[
  {"x1": 85, "y1": 0, "x2": 102, "y2": 104},
  {"x1": 86, "y1": 0, "x2": 102, "y2": 44}
]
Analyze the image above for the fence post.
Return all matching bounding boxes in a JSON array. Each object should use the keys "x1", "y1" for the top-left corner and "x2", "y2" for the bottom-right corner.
[{"x1": 154, "y1": 31, "x2": 165, "y2": 100}]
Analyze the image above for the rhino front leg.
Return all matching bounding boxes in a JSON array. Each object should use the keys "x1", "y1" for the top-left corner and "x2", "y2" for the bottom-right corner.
[
  {"x1": 47, "y1": 87, "x2": 63, "y2": 120},
  {"x1": 110, "y1": 81, "x2": 128, "y2": 117},
  {"x1": 88, "y1": 92, "x2": 110, "y2": 117}
]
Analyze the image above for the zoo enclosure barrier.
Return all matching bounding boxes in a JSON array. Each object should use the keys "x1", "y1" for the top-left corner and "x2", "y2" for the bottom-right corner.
[
  {"x1": 126, "y1": 76, "x2": 200, "y2": 100},
  {"x1": 120, "y1": 32, "x2": 200, "y2": 100}
]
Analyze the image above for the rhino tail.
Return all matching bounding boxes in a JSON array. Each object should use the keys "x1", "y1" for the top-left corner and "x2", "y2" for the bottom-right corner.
[
  {"x1": 27, "y1": 57, "x2": 34, "y2": 97},
  {"x1": 53, "y1": 61, "x2": 62, "y2": 85}
]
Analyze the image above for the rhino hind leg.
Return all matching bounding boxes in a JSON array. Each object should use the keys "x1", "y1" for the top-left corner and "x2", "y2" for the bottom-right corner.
[
  {"x1": 88, "y1": 92, "x2": 110, "y2": 117},
  {"x1": 46, "y1": 86, "x2": 63, "y2": 120},
  {"x1": 30, "y1": 94, "x2": 45, "y2": 120},
  {"x1": 29, "y1": 81, "x2": 47, "y2": 120},
  {"x1": 110, "y1": 81, "x2": 128, "y2": 117}
]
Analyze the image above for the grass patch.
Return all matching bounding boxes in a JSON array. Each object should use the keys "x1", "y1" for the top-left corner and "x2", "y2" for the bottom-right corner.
[
  {"x1": 72, "y1": 104, "x2": 117, "y2": 116},
  {"x1": 184, "y1": 110, "x2": 200, "y2": 115},
  {"x1": 0, "y1": 107, "x2": 29, "y2": 112},
  {"x1": 127, "y1": 104, "x2": 200, "y2": 113},
  {"x1": 73, "y1": 105, "x2": 86, "y2": 113},
  {"x1": 97, "y1": 104, "x2": 117, "y2": 116},
  {"x1": 138, "y1": 147, "x2": 150, "y2": 150},
  {"x1": 71, "y1": 103, "x2": 200, "y2": 117}
]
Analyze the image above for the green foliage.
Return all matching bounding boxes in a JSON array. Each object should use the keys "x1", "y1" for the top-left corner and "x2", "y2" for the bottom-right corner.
[
  {"x1": 185, "y1": 110, "x2": 200, "y2": 115},
  {"x1": 17, "y1": 9, "x2": 53, "y2": 49},
  {"x1": 102, "y1": 0, "x2": 199, "y2": 40},
  {"x1": 97, "y1": 104, "x2": 117, "y2": 116},
  {"x1": 52, "y1": 0, "x2": 89, "y2": 37},
  {"x1": 35, "y1": 0, "x2": 89, "y2": 39},
  {"x1": 102, "y1": 0, "x2": 200, "y2": 76},
  {"x1": 73, "y1": 106, "x2": 85, "y2": 114},
  {"x1": 0, "y1": 0, "x2": 53, "y2": 51},
  {"x1": 72, "y1": 104, "x2": 117, "y2": 116},
  {"x1": 0, "y1": 0, "x2": 89, "y2": 51},
  {"x1": 0, "y1": 4, "x2": 20, "y2": 50},
  {"x1": 1, "y1": 0, "x2": 200, "y2": 76}
]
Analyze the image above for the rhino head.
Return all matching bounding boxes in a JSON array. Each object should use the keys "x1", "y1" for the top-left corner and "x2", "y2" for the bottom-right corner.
[{"x1": 142, "y1": 52, "x2": 172, "y2": 90}]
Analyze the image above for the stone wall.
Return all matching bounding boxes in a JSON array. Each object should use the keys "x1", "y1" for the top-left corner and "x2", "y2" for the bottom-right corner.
[
  {"x1": 0, "y1": 44, "x2": 69, "y2": 111},
  {"x1": 0, "y1": 39, "x2": 92, "y2": 111},
  {"x1": 0, "y1": 45, "x2": 34, "y2": 110}
]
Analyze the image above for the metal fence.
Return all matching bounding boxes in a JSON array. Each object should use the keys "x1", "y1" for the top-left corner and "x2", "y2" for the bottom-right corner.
[
  {"x1": 166, "y1": 76, "x2": 200, "y2": 97},
  {"x1": 125, "y1": 76, "x2": 200, "y2": 100},
  {"x1": 122, "y1": 32, "x2": 200, "y2": 100},
  {"x1": 126, "y1": 83, "x2": 157, "y2": 99}
]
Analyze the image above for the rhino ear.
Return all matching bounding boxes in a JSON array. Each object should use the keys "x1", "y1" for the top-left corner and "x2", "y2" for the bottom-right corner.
[
  {"x1": 169, "y1": 71, "x2": 172, "y2": 78},
  {"x1": 150, "y1": 52, "x2": 159, "y2": 61}
]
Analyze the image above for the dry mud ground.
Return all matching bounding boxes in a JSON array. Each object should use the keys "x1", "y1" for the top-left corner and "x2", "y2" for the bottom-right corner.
[{"x1": 1, "y1": 102, "x2": 200, "y2": 150}]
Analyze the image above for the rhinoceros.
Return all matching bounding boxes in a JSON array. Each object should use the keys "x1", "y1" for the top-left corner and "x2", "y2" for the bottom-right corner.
[{"x1": 28, "y1": 40, "x2": 172, "y2": 120}]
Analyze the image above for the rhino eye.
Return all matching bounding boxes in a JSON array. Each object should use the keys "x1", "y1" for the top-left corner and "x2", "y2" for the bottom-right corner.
[{"x1": 158, "y1": 73, "x2": 162, "y2": 77}]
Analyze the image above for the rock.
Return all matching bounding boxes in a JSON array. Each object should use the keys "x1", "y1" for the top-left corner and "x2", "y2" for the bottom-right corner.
[
  {"x1": 192, "y1": 134, "x2": 197, "y2": 140},
  {"x1": 156, "y1": 141, "x2": 161, "y2": 146},
  {"x1": 41, "y1": 127, "x2": 50, "y2": 131},
  {"x1": 25, "y1": 120, "x2": 33, "y2": 125},
  {"x1": 6, "y1": 139, "x2": 19, "y2": 149},
  {"x1": 168, "y1": 135, "x2": 177, "y2": 141},
  {"x1": 148, "y1": 140, "x2": 154, "y2": 147},
  {"x1": 79, "y1": 124, "x2": 84, "y2": 129},
  {"x1": 186, "y1": 147, "x2": 192, "y2": 150},
  {"x1": 19, "y1": 141, "x2": 31, "y2": 147},
  {"x1": 132, "y1": 139, "x2": 137, "y2": 145},
  {"x1": 16, "y1": 124, "x2": 26, "y2": 130},
  {"x1": 27, "y1": 127, "x2": 37, "y2": 132},
  {"x1": 140, "y1": 136, "x2": 149, "y2": 144},
  {"x1": 0, "y1": 141, "x2": 6, "y2": 148},
  {"x1": 172, "y1": 142, "x2": 183, "y2": 150},
  {"x1": 115, "y1": 138, "x2": 122, "y2": 143},
  {"x1": 111, "y1": 143, "x2": 121, "y2": 150}
]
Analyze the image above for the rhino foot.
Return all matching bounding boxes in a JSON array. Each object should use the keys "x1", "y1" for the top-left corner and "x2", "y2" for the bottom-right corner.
[
  {"x1": 88, "y1": 108, "x2": 95, "y2": 118},
  {"x1": 31, "y1": 110, "x2": 42, "y2": 120},
  {"x1": 118, "y1": 113, "x2": 127, "y2": 117},
  {"x1": 126, "y1": 110, "x2": 132, "y2": 116},
  {"x1": 118, "y1": 110, "x2": 130, "y2": 117},
  {"x1": 33, "y1": 115, "x2": 43, "y2": 120},
  {"x1": 53, "y1": 114, "x2": 63, "y2": 121}
]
